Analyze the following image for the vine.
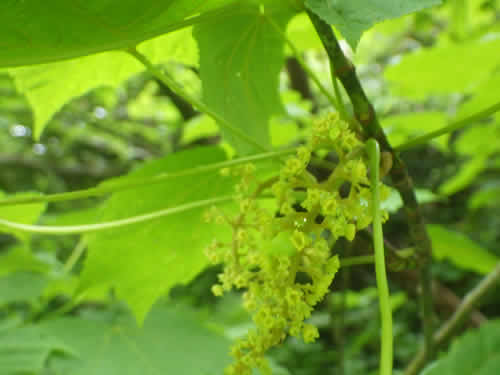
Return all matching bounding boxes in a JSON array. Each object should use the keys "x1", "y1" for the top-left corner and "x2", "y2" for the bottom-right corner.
[
  {"x1": 366, "y1": 138, "x2": 393, "y2": 375},
  {"x1": 0, "y1": 149, "x2": 294, "y2": 207}
]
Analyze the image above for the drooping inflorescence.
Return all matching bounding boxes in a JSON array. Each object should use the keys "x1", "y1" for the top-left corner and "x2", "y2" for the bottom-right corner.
[{"x1": 205, "y1": 113, "x2": 389, "y2": 375}]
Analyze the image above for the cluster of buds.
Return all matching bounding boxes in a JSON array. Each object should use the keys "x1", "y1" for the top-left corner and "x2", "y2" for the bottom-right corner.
[{"x1": 205, "y1": 113, "x2": 389, "y2": 375}]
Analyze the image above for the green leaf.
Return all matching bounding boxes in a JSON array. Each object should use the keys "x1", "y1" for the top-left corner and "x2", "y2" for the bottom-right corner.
[
  {"x1": 382, "y1": 112, "x2": 449, "y2": 151},
  {"x1": 455, "y1": 122, "x2": 500, "y2": 157},
  {"x1": 385, "y1": 38, "x2": 500, "y2": 98},
  {"x1": 194, "y1": 2, "x2": 295, "y2": 154},
  {"x1": 421, "y1": 320, "x2": 500, "y2": 375},
  {"x1": 469, "y1": 182, "x2": 500, "y2": 210},
  {"x1": 286, "y1": 13, "x2": 324, "y2": 52},
  {"x1": 381, "y1": 189, "x2": 443, "y2": 213},
  {"x1": 427, "y1": 224, "x2": 499, "y2": 274},
  {"x1": 8, "y1": 28, "x2": 197, "y2": 140},
  {"x1": 304, "y1": 0, "x2": 441, "y2": 48},
  {"x1": 0, "y1": 246, "x2": 51, "y2": 277},
  {"x1": 439, "y1": 156, "x2": 487, "y2": 196},
  {"x1": 456, "y1": 73, "x2": 500, "y2": 120},
  {"x1": 0, "y1": 272, "x2": 49, "y2": 306},
  {"x1": 0, "y1": 191, "x2": 47, "y2": 242},
  {"x1": 0, "y1": 0, "x2": 234, "y2": 68},
  {"x1": 80, "y1": 147, "x2": 235, "y2": 322},
  {"x1": 181, "y1": 115, "x2": 220, "y2": 146},
  {"x1": 0, "y1": 324, "x2": 73, "y2": 375},
  {"x1": 41, "y1": 304, "x2": 231, "y2": 375}
]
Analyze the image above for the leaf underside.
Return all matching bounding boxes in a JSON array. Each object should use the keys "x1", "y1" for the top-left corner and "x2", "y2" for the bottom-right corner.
[
  {"x1": 80, "y1": 146, "x2": 236, "y2": 322},
  {"x1": 305, "y1": 0, "x2": 442, "y2": 47}
]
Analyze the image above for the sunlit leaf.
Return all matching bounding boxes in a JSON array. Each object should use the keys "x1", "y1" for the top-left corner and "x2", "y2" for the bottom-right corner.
[
  {"x1": 382, "y1": 112, "x2": 448, "y2": 151},
  {"x1": 439, "y1": 156, "x2": 487, "y2": 196},
  {"x1": 0, "y1": 0, "x2": 234, "y2": 68},
  {"x1": 456, "y1": 73, "x2": 500, "y2": 120},
  {"x1": 427, "y1": 224, "x2": 499, "y2": 274},
  {"x1": 0, "y1": 191, "x2": 47, "y2": 242},
  {"x1": 385, "y1": 38, "x2": 500, "y2": 98},
  {"x1": 8, "y1": 28, "x2": 197, "y2": 139}
]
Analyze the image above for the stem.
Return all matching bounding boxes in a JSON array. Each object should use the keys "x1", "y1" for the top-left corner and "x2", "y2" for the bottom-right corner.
[
  {"x1": 366, "y1": 139, "x2": 393, "y2": 375},
  {"x1": 307, "y1": 9, "x2": 435, "y2": 362},
  {"x1": 395, "y1": 100, "x2": 500, "y2": 152},
  {"x1": 63, "y1": 239, "x2": 87, "y2": 274},
  {"x1": 0, "y1": 149, "x2": 295, "y2": 207},
  {"x1": 265, "y1": 15, "x2": 339, "y2": 110},
  {"x1": 128, "y1": 47, "x2": 267, "y2": 154},
  {"x1": 340, "y1": 255, "x2": 375, "y2": 267},
  {"x1": 0, "y1": 196, "x2": 232, "y2": 235},
  {"x1": 332, "y1": 76, "x2": 349, "y2": 121},
  {"x1": 405, "y1": 261, "x2": 500, "y2": 375},
  {"x1": 336, "y1": 241, "x2": 354, "y2": 375}
]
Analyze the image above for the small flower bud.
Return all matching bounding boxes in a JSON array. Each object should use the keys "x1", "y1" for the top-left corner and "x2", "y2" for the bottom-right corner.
[
  {"x1": 211, "y1": 284, "x2": 224, "y2": 296},
  {"x1": 220, "y1": 167, "x2": 231, "y2": 176},
  {"x1": 291, "y1": 230, "x2": 308, "y2": 251},
  {"x1": 345, "y1": 223, "x2": 356, "y2": 241},
  {"x1": 302, "y1": 324, "x2": 319, "y2": 343}
]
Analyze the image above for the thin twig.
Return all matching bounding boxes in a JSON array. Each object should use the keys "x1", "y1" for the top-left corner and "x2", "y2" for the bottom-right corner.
[
  {"x1": 396, "y1": 100, "x2": 500, "y2": 152},
  {"x1": 265, "y1": 14, "x2": 340, "y2": 110},
  {"x1": 63, "y1": 239, "x2": 88, "y2": 274},
  {"x1": 340, "y1": 254, "x2": 375, "y2": 267},
  {"x1": 128, "y1": 47, "x2": 268, "y2": 154},
  {"x1": 405, "y1": 262, "x2": 500, "y2": 375},
  {"x1": 306, "y1": 9, "x2": 435, "y2": 363},
  {"x1": 0, "y1": 149, "x2": 295, "y2": 207},
  {"x1": 0, "y1": 196, "x2": 233, "y2": 235}
]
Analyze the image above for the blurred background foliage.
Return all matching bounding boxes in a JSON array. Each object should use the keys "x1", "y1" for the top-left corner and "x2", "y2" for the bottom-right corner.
[{"x1": 0, "y1": 0, "x2": 500, "y2": 374}]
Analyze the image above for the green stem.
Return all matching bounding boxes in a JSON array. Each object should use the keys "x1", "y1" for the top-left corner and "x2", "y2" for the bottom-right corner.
[
  {"x1": 340, "y1": 255, "x2": 375, "y2": 267},
  {"x1": 63, "y1": 239, "x2": 87, "y2": 274},
  {"x1": 307, "y1": 9, "x2": 434, "y2": 362},
  {"x1": 366, "y1": 139, "x2": 393, "y2": 375},
  {"x1": 0, "y1": 196, "x2": 232, "y2": 235},
  {"x1": 128, "y1": 47, "x2": 267, "y2": 154},
  {"x1": 0, "y1": 149, "x2": 294, "y2": 207},
  {"x1": 396, "y1": 100, "x2": 500, "y2": 152}
]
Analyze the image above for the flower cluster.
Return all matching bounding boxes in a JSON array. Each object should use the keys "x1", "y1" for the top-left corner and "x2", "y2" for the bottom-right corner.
[{"x1": 205, "y1": 113, "x2": 388, "y2": 375}]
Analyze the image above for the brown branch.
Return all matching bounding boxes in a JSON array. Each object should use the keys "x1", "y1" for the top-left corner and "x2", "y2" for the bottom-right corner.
[
  {"x1": 355, "y1": 232, "x2": 486, "y2": 328},
  {"x1": 286, "y1": 56, "x2": 318, "y2": 112},
  {"x1": 393, "y1": 270, "x2": 487, "y2": 328},
  {"x1": 405, "y1": 262, "x2": 500, "y2": 375},
  {"x1": 307, "y1": 9, "x2": 435, "y2": 362}
]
